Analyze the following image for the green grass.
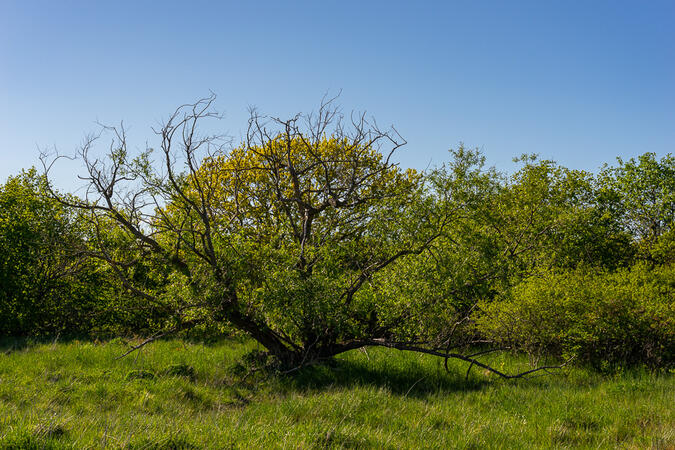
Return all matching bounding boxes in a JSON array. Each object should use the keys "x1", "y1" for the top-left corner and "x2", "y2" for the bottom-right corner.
[{"x1": 0, "y1": 338, "x2": 672, "y2": 449}]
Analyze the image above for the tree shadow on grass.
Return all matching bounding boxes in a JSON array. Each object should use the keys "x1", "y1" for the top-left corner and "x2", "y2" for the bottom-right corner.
[
  {"x1": 275, "y1": 350, "x2": 489, "y2": 399},
  {"x1": 0, "y1": 334, "x2": 101, "y2": 354},
  {"x1": 0, "y1": 336, "x2": 35, "y2": 354}
]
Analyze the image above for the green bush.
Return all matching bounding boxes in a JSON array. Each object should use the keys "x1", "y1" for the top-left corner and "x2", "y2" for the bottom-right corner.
[
  {"x1": 476, "y1": 263, "x2": 675, "y2": 370},
  {"x1": 0, "y1": 169, "x2": 170, "y2": 337},
  {"x1": 0, "y1": 169, "x2": 97, "y2": 336}
]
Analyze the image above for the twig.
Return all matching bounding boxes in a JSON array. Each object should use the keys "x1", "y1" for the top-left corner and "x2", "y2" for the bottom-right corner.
[
  {"x1": 404, "y1": 376, "x2": 426, "y2": 398},
  {"x1": 115, "y1": 331, "x2": 170, "y2": 360}
]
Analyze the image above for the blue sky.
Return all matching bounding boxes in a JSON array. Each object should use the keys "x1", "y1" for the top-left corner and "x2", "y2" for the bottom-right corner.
[{"x1": 1, "y1": 0, "x2": 673, "y2": 189}]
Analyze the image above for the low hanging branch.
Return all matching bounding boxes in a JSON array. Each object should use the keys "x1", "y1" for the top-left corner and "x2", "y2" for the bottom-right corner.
[{"x1": 361, "y1": 341, "x2": 572, "y2": 380}]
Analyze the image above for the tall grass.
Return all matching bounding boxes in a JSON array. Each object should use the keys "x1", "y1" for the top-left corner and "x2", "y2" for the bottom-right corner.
[{"x1": 0, "y1": 338, "x2": 672, "y2": 448}]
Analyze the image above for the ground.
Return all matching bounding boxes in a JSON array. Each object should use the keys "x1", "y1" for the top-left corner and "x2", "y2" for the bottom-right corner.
[{"x1": 0, "y1": 338, "x2": 672, "y2": 449}]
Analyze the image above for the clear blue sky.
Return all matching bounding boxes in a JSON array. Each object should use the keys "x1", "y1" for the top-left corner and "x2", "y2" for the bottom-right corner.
[{"x1": 1, "y1": 0, "x2": 673, "y2": 189}]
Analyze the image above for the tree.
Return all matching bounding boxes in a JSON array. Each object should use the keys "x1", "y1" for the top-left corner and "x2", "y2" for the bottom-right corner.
[
  {"x1": 601, "y1": 152, "x2": 675, "y2": 263},
  {"x1": 0, "y1": 169, "x2": 103, "y2": 335},
  {"x1": 42, "y1": 95, "x2": 564, "y2": 377},
  {"x1": 391, "y1": 153, "x2": 634, "y2": 329},
  {"x1": 482, "y1": 155, "x2": 633, "y2": 273}
]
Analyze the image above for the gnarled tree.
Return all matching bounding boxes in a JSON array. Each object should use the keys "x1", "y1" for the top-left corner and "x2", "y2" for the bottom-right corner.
[{"x1": 42, "y1": 95, "x2": 564, "y2": 378}]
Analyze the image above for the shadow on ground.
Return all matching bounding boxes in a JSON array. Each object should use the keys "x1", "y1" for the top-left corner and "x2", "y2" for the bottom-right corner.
[
  {"x1": 270, "y1": 353, "x2": 490, "y2": 399},
  {"x1": 0, "y1": 336, "x2": 39, "y2": 354}
]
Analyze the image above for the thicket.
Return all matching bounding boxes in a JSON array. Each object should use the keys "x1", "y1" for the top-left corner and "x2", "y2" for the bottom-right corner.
[
  {"x1": 1, "y1": 100, "x2": 673, "y2": 371},
  {"x1": 478, "y1": 264, "x2": 674, "y2": 370},
  {"x1": 0, "y1": 170, "x2": 168, "y2": 337}
]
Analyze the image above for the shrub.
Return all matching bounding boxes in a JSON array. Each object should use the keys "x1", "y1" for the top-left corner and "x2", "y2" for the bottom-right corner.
[{"x1": 476, "y1": 263, "x2": 675, "y2": 370}]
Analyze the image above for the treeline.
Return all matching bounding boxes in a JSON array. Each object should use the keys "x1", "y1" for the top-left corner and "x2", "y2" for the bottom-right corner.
[
  {"x1": 379, "y1": 150, "x2": 674, "y2": 370},
  {"x1": 1, "y1": 139, "x2": 673, "y2": 370}
]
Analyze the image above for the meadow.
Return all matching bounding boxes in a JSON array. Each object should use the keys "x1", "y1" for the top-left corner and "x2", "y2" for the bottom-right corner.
[
  {"x1": 2, "y1": 3, "x2": 674, "y2": 448},
  {"x1": 0, "y1": 338, "x2": 672, "y2": 449}
]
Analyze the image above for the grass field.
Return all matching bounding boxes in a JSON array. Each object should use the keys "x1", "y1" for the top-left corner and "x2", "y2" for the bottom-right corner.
[{"x1": 0, "y1": 338, "x2": 672, "y2": 449}]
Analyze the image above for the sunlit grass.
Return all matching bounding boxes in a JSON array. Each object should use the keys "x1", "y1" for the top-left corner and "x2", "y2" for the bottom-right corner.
[{"x1": 0, "y1": 338, "x2": 672, "y2": 448}]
